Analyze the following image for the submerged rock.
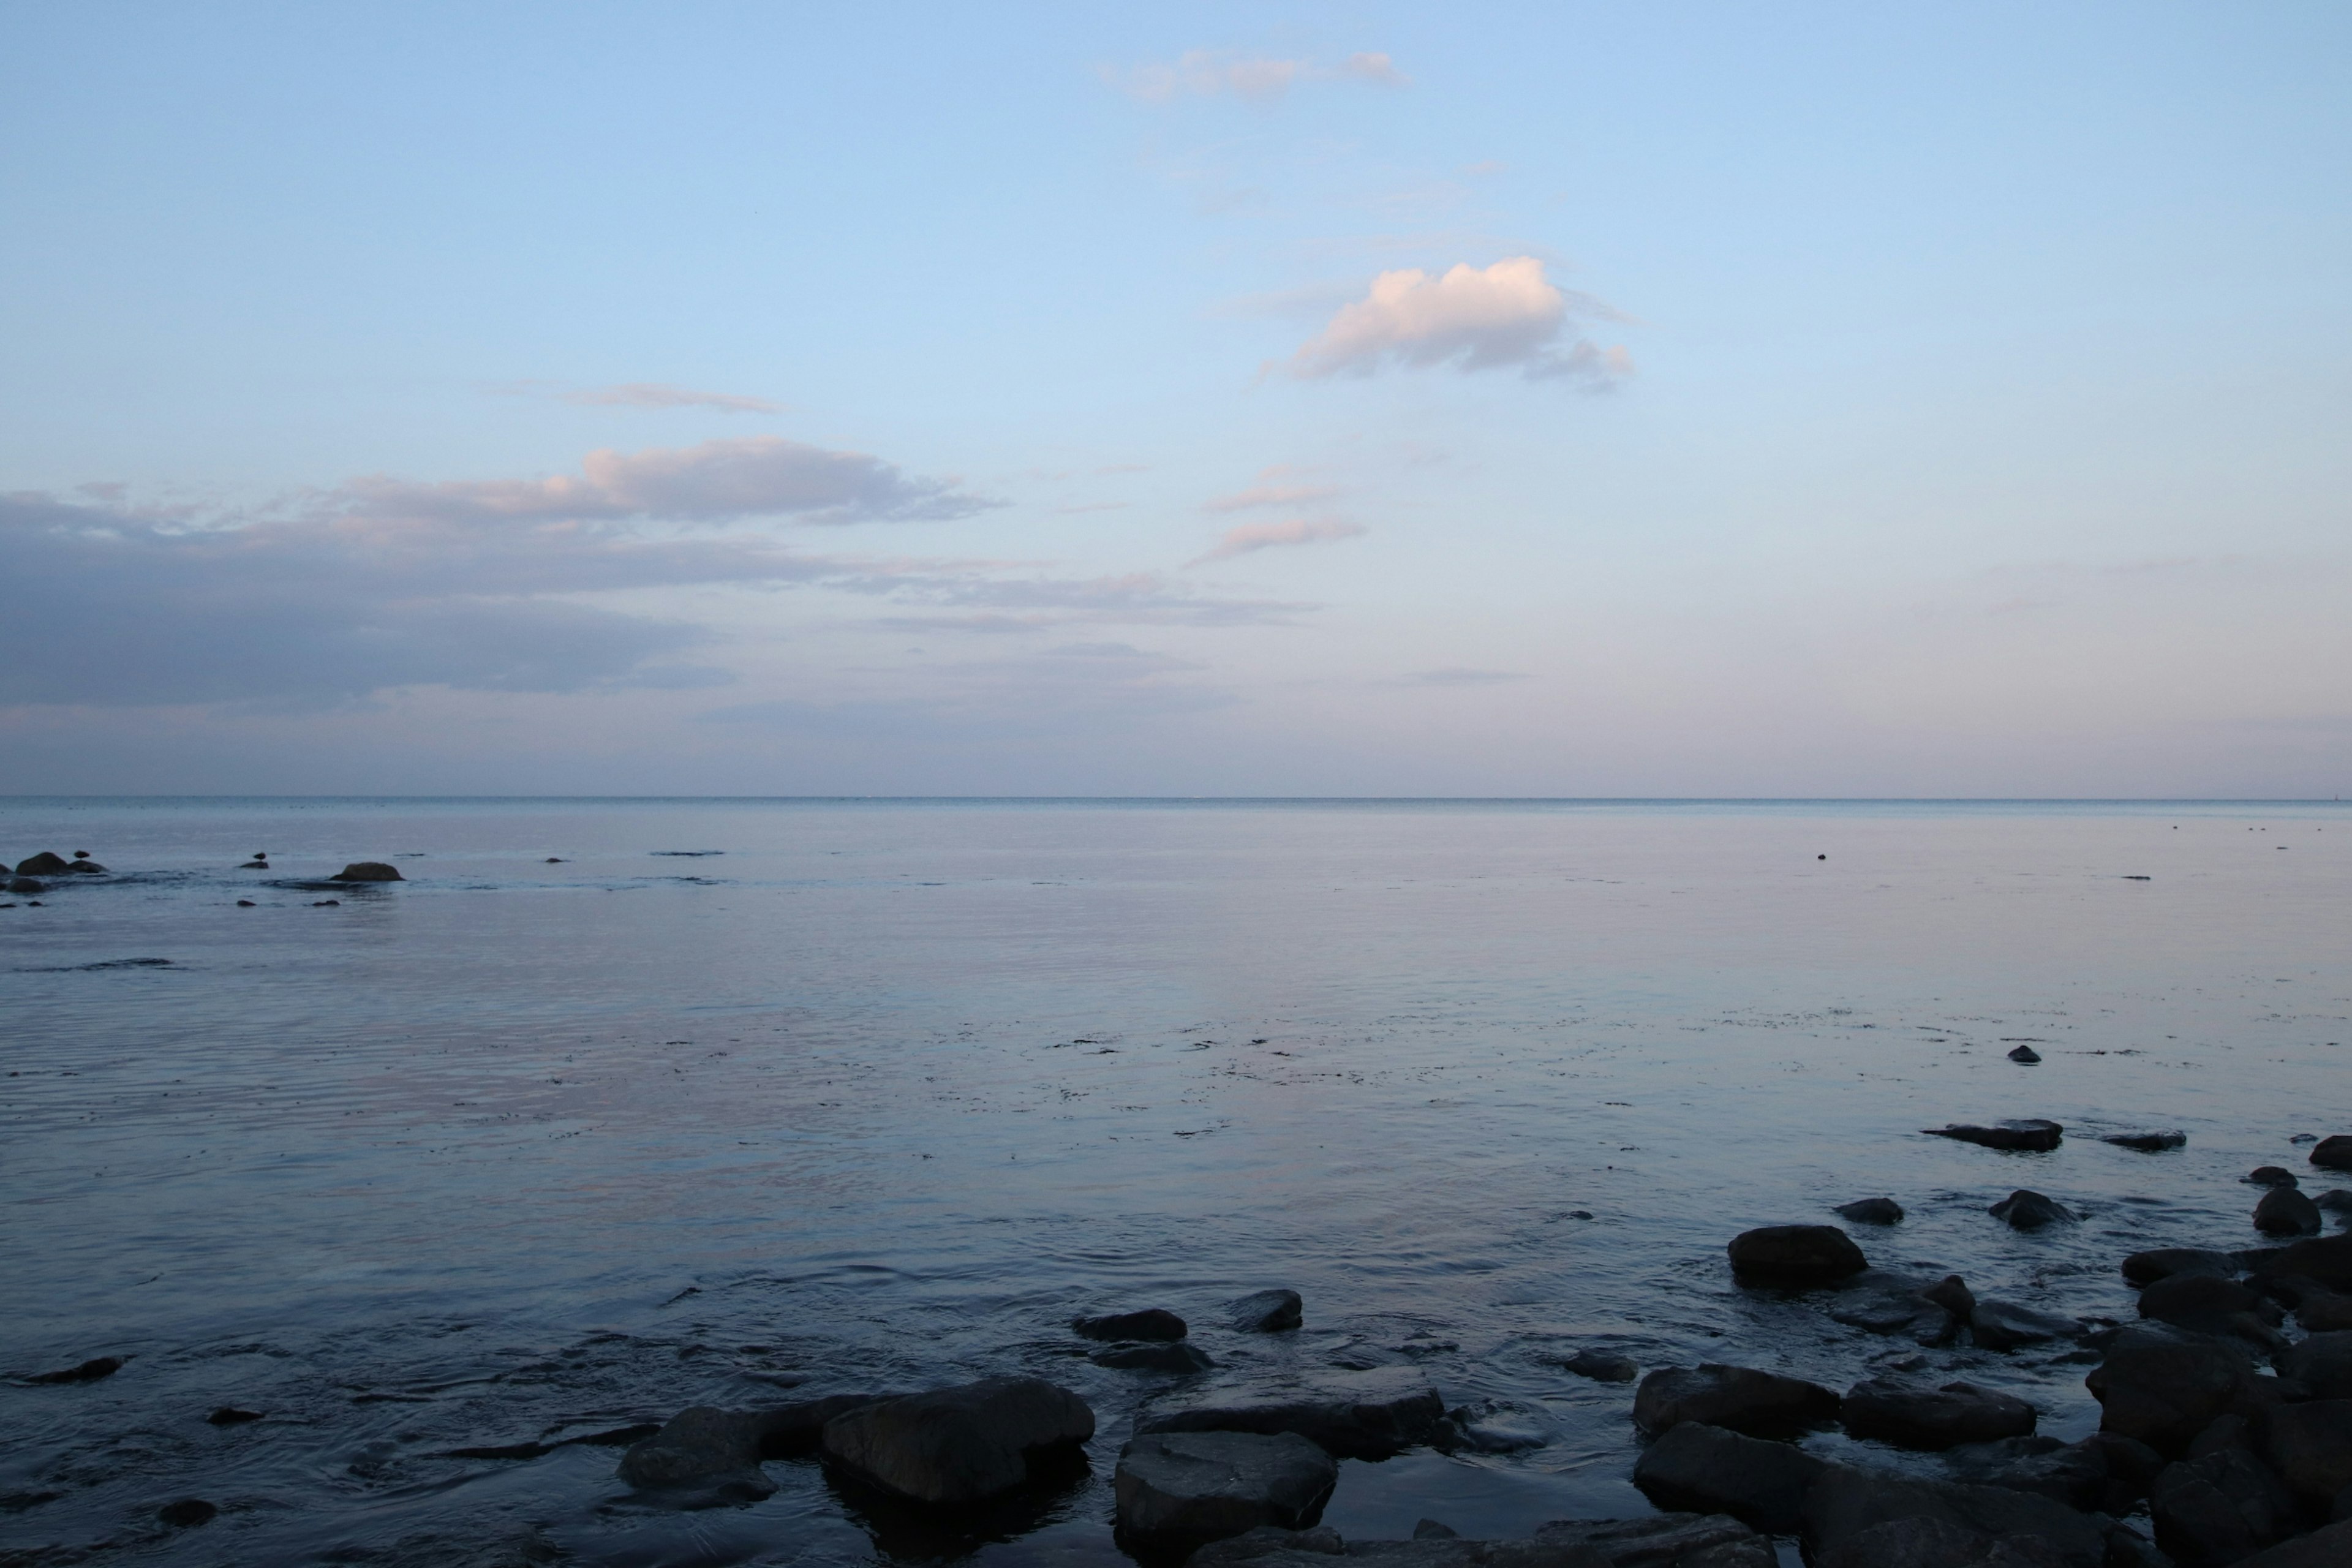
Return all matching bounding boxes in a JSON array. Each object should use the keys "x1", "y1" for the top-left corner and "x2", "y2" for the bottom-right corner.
[
  {"x1": 14, "y1": 853, "x2": 70, "y2": 875},
  {"x1": 1114, "y1": 1430, "x2": 1336, "y2": 1541},
  {"x1": 1229, "y1": 1289, "x2": 1304, "y2": 1333},
  {"x1": 2103, "y1": 1130, "x2": 2187, "y2": 1152},
  {"x1": 1095, "y1": 1342, "x2": 1216, "y2": 1374},
  {"x1": 2006, "y1": 1045, "x2": 2042, "y2": 1064},
  {"x1": 1632, "y1": 1420, "x2": 1825, "y2": 1532},
  {"x1": 1842, "y1": 1380, "x2": 2037, "y2": 1450},
  {"x1": 820, "y1": 1376, "x2": 1095, "y2": 1504},
  {"x1": 1076, "y1": 1308, "x2": 1188, "y2": 1342},
  {"x1": 1970, "y1": 1300, "x2": 2082, "y2": 1352},
  {"x1": 617, "y1": 1406, "x2": 777, "y2": 1499},
  {"x1": 1137, "y1": 1370, "x2": 1445, "y2": 1460},
  {"x1": 329, "y1": 861, "x2": 404, "y2": 882},
  {"x1": 1826, "y1": 1272, "x2": 1959, "y2": 1345},
  {"x1": 1988, "y1": 1191, "x2": 2075, "y2": 1230},
  {"x1": 2310, "y1": 1136, "x2": 2352, "y2": 1173},
  {"x1": 2248, "y1": 1166, "x2": 2302, "y2": 1189},
  {"x1": 1558, "y1": 1349, "x2": 1638, "y2": 1384},
  {"x1": 1633, "y1": 1363, "x2": 1840, "y2": 1438},
  {"x1": 156, "y1": 1499, "x2": 216, "y2": 1528},
  {"x1": 2256, "y1": 1186, "x2": 2323, "y2": 1236},
  {"x1": 1834, "y1": 1197, "x2": 1905, "y2": 1226},
  {"x1": 1726, "y1": 1224, "x2": 1868, "y2": 1284},
  {"x1": 29, "y1": 1355, "x2": 124, "y2": 1384},
  {"x1": 2122, "y1": 1246, "x2": 2239, "y2": 1286},
  {"x1": 1926, "y1": 1120, "x2": 2064, "y2": 1153}
]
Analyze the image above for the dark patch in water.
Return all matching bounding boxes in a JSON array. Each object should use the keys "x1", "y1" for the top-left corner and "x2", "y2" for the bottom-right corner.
[
  {"x1": 21, "y1": 957, "x2": 176, "y2": 973},
  {"x1": 650, "y1": 850, "x2": 724, "y2": 858}
]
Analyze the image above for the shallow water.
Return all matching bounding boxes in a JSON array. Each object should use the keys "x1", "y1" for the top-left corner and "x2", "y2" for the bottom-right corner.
[{"x1": 1, "y1": 797, "x2": 2347, "y2": 1567}]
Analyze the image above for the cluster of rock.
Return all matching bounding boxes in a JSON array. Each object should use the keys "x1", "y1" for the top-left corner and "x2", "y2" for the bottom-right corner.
[{"x1": 7, "y1": 850, "x2": 105, "y2": 895}]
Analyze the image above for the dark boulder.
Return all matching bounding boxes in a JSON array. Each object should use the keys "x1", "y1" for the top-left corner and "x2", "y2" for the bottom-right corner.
[
  {"x1": 1096, "y1": 1342, "x2": 1216, "y2": 1374},
  {"x1": 2105, "y1": 1131, "x2": 2187, "y2": 1152},
  {"x1": 2287, "y1": 1286, "x2": 2352, "y2": 1333},
  {"x1": 2256, "y1": 1187, "x2": 2323, "y2": 1236},
  {"x1": 1412, "y1": 1520, "x2": 1459, "y2": 1539},
  {"x1": 1988, "y1": 1191, "x2": 2075, "y2": 1230},
  {"x1": 330, "y1": 861, "x2": 404, "y2": 882},
  {"x1": 1559, "y1": 1349, "x2": 1638, "y2": 1384},
  {"x1": 29, "y1": 1355, "x2": 124, "y2": 1384},
  {"x1": 2314, "y1": 1189, "x2": 2352, "y2": 1214},
  {"x1": 1970, "y1": 1300, "x2": 2081, "y2": 1352},
  {"x1": 2149, "y1": 1447, "x2": 2297, "y2": 1564},
  {"x1": 2248, "y1": 1167, "x2": 2302, "y2": 1189},
  {"x1": 2139, "y1": 1274, "x2": 2275, "y2": 1339},
  {"x1": 1137, "y1": 1370, "x2": 1445, "y2": 1460},
  {"x1": 1077, "y1": 1308, "x2": 1188, "y2": 1342},
  {"x1": 1942, "y1": 1435, "x2": 2109, "y2": 1512},
  {"x1": 2234, "y1": 1520, "x2": 2352, "y2": 1566},
  {"x1": 2125, "y1": 1247, "x2": 2240, "y2": 1287},
  {"x1": 1843, "y1": 1381, "x2": 2036, "y2": 1450},
  {"x1": 1114, "y1": 1430, "x2": 1336, "y2": 1541},
  {"x1": 1229, "y1": 1289, "x2": 1303, "y2": 1333},
  {"x1": 2311, "y1": 1136, "x2": 2352, "y2": 1173},
  {"x1": 1725, "y1": 1224, "x2": 1867, "y2": 1285},
  {"x1": 2079, "y1": 1432, "x2": 2168, "y2": 1510},
  {"x1": 1633, "y1": 1363, "x2": 1840, "y2": 1438},
  {"x1": 820, "y1": 1376, "x2": 1094, "y2": 1504},
  {"x1": 617, "y1": 1406, "x2": 777, "y2": 1498},
  {"x1": 1801, "y1": 1465, "x2": 2109, "y2": 1568},
  {"x1": 2085, "y1": 1327, "x2": 2263, "y2": 1455},
  {"x1": 1817, "y1": 1515, "x2": 2071, "y2": 1568},
  {"x1": 2263, "y1": 1400, "x2": 2352, "y2": 1509},
  {"x1": 754, "y1": 1392, "x2": 903, "y2": 1456},
  {"x1": 2006, "y1": 1045, "x2": 2043, "y2": 1064},
  {"x1": 2279, "y1": 1333, "x2": 2352, "y2": 1400},
  {"x1": 1836, "y1": 1198, "x2": 1905, "y2": 1226},
  {"x1": 1926, "y1": 1120, "x2": 2064, "y2": 1153},
  {"x1": 15, "y1": 853, "x2": 70, "y2": 876},
  {"x1": 2249, "y1": 1234, "x2": 2352, "y2": 1291},
  {"x1": 1534, "y1": 1513, "x2": 1777, "y2": 1567},
  {"x1": 1828, "y1": 1271, "x2": 1961, "y2": 1344},
  {"x1": 1632, "y1": 1420, "x2": 1826, "y2": 1531},
  {"x1": 206, "y1": 1406, "x2": 263, "y2": 1425}
]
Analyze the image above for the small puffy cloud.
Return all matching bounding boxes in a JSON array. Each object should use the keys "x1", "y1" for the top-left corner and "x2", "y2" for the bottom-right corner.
[
  {"x1": 1106, "y1": 49, "x2": 1407, "y2": 104},
  {"x1": 1205, "y1": 482, "x2": 1341, "y2": 513},
  {"x1": 1279, "y1": 257, "x2": 1632, "y2": 383},
  {"x1": 1190, "y1": 517, "x2": 1367, "y2": 565},
  {"x1": 561, "y1": 383, "x2": 783, "y2": 415},
  {"x1": 347, "y1": 436, "x2": 995, "y2": 527}
]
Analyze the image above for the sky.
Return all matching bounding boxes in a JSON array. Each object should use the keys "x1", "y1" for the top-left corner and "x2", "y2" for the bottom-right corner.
[{"x1": 2, "y1": 1, "x2": 2348, "y2": 796}]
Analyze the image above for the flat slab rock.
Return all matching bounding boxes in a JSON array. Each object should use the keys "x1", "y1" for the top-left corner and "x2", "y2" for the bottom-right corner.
[
  {"x1": 1969, "y1": 1300, "x2": 2084, "y2": 1352},
  {"x1": 1116, "y1": 1430, "x2": 1337, "y2": 1539},
  {"x1": 1139, "y1": 1370, "x2": 1446, "y2": 1460},
  {"x1": 1725, "y1": 1224, "x2": 1867, "y2": 1284},
  {"x1": 821, "y1": 1376, "x2": 1095, "y2": 1504},
  {"x1": 1925, "y1": 1120, "x2": 2064, "y2": 1152},
  {"x1": 1842, "y1": 1379, "x2": 2037, "y2": 1450},
  {"x1": 1634, "y1": 1363, "x2": 1840, "y2": 1438},
  {"x1": 1184, "y1": 1514, "x2": 1773, "y2": 1568},
  {"x1": 1631, "y1": 1420, "x2": 1825, "y2": 1532}
]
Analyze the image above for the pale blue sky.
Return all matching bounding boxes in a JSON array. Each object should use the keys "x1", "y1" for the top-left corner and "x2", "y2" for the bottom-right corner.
[{"x1": 3, "y1": 2, "x2": 2347, "y2": 794}]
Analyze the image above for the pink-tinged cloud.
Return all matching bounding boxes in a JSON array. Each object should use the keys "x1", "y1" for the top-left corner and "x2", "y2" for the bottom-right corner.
[
  {"x1": 1280, "y1": 257, "x2": 1632, "y2": 383},
  {"x1": 1190, "y1": 517, "x2": 1368, "y2": 565},
  {"x1": 1204, "y1": 482, "x2": 1343, "y2": 513}
]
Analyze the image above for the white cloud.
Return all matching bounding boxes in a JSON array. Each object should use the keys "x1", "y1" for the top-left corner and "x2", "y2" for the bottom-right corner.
[
  {"x1": 1105, "y1": 49, "x2": 1407, "y2": 104},
  {"x1": 1205, "y1": 482, "x2": 1342, "y2": 513},
  {"x1": 1278, "y1": 257, "x2": 1632, "y2": 383},
  {"x1": 561, "y1": 383, "x2": 783, "y2": 415},
  {"x1": 1190, "y1": 517, "x2": 1367, "y2": 565},
  {"x1": 346, "y1": 436, "x2": 995, "y2": 526}
]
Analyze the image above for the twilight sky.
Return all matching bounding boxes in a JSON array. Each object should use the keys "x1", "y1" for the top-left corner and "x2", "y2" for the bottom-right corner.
[{"x1": 3, "y1": 2, "x2": 2348, "y2": 796}]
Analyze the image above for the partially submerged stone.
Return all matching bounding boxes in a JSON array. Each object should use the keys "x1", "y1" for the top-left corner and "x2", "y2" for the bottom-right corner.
[
  {"x1": 1725, "y1": 1224, "x2": 1867, "y2": 1285},
  {"x1": 2122, "y1": 1246, "x2": 2238, "y2": 1287},
  {"x1": 1988, "y1": 1191, "x2": 2075, "y2": 1230},
  {"x1": 617, "y1": 1406, "x2": 777, "y2": 1499},
  {"x1": 2310, "y1": 1136, "x2": 2352, "y2": 1173},
  {"x1": 1926, "y1": 1120, "x2": 2064, "y2": 1153},
  {"x1": 1633, "y1": 1363, "x2": 1840, "y2": 1439},
  {"x1": 1076, "y1": 1308, "x2": 1188, "y2": 1342},
  {"x1": 2103, "y1": 1129, "x2": 2187, "y2": 1152},
  {"x1": 1229, "y1": 1289, "x2": 1304, "y2": 1333},
  {"x1": 1842, "y1": 1379, "x2": 2037, "y2": 1451},
  {"x1": 1970, "y1": 1300, "x2": 2083, "y2": 1352},
  {"x1": 1138, "y1": 1369, "x2": 1445, "y2": 1460},
  {"x1": 2255, "y1": 1186, "x2": 2323, "y2": 1236},
  {"x1": 1558, "y1": 1349, "x2": 1638, "y2": 1384},
  {"x1": 1632, "y1": 1420, "x2": 1825, "y2": 1532},
  {"x1": 820, "y1": 1376, "x2": 1094, "y2": 1504},
  {"x1": 1095, "y1": 1341, "x2": 1216, "y2": 1374},
  {"x1": 1834, "y1": 1197, "x2": 1904, "y2": 1226},
  {"x1": 1115, "y1": 1430, "x2": 1336, "y2": 1541},
  {"x1": 330, "y1": 861, "x2": 404, "y2": 882}
]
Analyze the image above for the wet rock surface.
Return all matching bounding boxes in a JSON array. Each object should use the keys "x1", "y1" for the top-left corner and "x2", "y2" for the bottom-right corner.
[
  {"x1": 1724, "y1": 1224, "x2": 1867, "y2": 1284},
  {"x1": 1115, "y1": 1430, "x2": 1337, "y2": 1540},
  {"x1": 1834, "y1": 1197, "x2": 1904, "y2": 1226},
  {"x1": 1079, "y1": 1308, "x2": 1191, "y2": 1343},
  {"x1": 1988, "y1": 1191, "x2": 2075, "y2": 1231},
  {"x1": 1231, "y1": 1290, "x2": 1306, "y2": 1333},
  {"x1": 819, "y1": 1376, "x2": 1095, "y2": 1503},
  {"x1": 1632, "y1": 1363, "x2": 1839, "y2": 1438},
  {"x1": 1630, "y1": 1420, "x2": 1823, "y2": 1531},
  {"x1": 1138, "y1": 1370, "x2": 1446, "y2": 1459},
  {"x1": 1842, "y1": 1379, "x2": 2037, "y2": 1450},
  {"x1": 1927, "y1": 1120, "x2": 2065, "y2": 1153}
]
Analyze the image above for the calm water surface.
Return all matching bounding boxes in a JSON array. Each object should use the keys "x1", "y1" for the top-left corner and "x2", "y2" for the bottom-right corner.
[{"x1": 1, "y1": 799, "x2": 2347, "y2": 1567}]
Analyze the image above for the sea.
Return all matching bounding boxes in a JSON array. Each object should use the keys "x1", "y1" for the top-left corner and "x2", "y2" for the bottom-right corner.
[{"x1": 1, "y1": 797, "x2": 2346, "y2": 1567}]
